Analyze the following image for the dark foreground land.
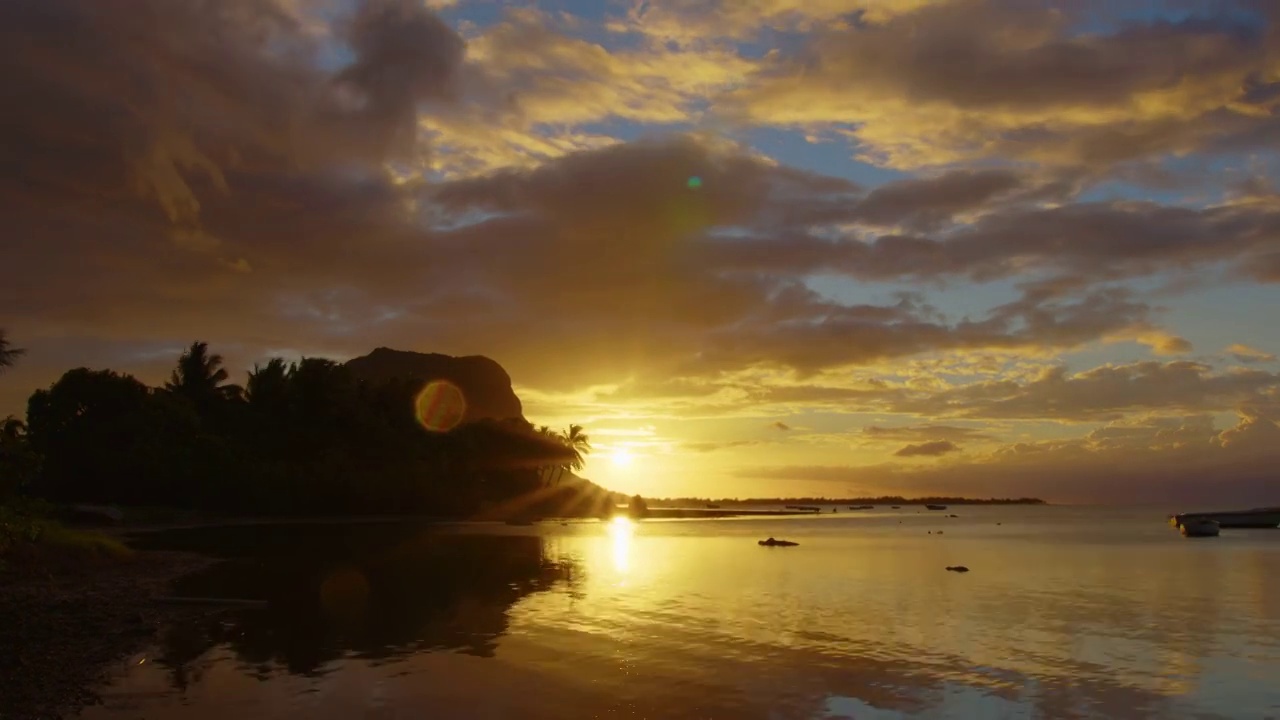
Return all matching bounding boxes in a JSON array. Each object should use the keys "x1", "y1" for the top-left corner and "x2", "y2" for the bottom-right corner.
[{"x1": 0, "y1": 550, "x2": 214, "y2": 720}]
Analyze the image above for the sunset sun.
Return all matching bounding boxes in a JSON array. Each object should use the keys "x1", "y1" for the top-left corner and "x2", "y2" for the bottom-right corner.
[{"x1": 610, "y1": 448, "x2": 634, "y2": 468}]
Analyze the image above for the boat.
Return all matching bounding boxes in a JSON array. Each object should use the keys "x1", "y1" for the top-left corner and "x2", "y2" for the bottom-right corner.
[
  {"x1": 1169, "y1": 507, "x2": 1280, "y2": 529},
  {"x1": 925, "y1": 504, "x2": 947, "y2": 511},
  {"x1": 891, "y1": 505, "x2": 901, "y2": 509},
  {"x1": 1180, "y1": 518, "x2": 1220, "y2": 537}
]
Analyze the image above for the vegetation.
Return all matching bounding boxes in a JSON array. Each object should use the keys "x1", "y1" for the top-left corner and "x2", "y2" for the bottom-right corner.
[
  {"x1": 0, "y1": 329, "x2": 23, "y2": 372},
  {"x1": 2, "y1": 341, "x2": 612, "y2": 520},
  {"x1": 536, "y1": 424, "x2": 592, "y2": 487},
  {"x1": 0, "y1": 499, "x2": 130, "y2": 571}
]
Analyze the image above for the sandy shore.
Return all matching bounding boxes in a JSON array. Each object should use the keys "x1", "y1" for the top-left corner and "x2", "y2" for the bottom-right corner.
[{"x1": 0, "y1": 550, "x2": 215, "y2": 720}]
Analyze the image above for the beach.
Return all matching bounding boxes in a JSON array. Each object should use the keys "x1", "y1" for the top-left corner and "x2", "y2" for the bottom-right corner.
[{"x1": 0, "y1": 551, "x2": 214, "y2": 719}]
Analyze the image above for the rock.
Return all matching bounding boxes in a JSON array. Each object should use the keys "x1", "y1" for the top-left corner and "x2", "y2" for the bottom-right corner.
[
  {"x1": 345, "y1": 347, "x2": 524, "y2": 423},
  {"x1": 946, "y1": 566, "x2": 970, "y2": 572}
]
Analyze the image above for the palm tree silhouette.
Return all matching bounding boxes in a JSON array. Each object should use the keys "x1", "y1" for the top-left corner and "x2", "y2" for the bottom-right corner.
[
  {"x1": 0, "y1": 330, "x2": 24, "y2": 373},
  {"x1": 246, "y1": 358, "x2": 290, "y2": 408},
  {"x1": 555, "y1": 424, "x2": 591, "y2": 485},
  {"x1": 166, "y1": 341, "x2": 243, "y2": 407}
]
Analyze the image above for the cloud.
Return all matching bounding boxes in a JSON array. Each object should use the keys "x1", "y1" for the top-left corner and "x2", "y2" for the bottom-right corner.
[
  {"x1": 684, "y1": 440, "x2": 760, "y2": 453},
  {"x1": 737, "y1": 410, "x2": 1280, "y2": 504},
  {"x1": 886, "y1": 361, "x2": 1280, "y2": 422},
  {"x1": 419, "y1": 8, "x2": 754, "y2": 176},
  {"x1": 893, "y1": 440, "x2": 960, "y2": 457},
  {"x1": 1128, "y1": 330, "x2": 1194, "y2": 356},
  {"x1": 723, "y1": 0, "x2": 1280, "y2": 170},
  {"x1": 862, "y1": 425, "x2": 993, "y2": 443},
  {"x1": 1226, "y1": 343, "x2": 1277, "y2": 363},
  {"x1": 772, "y1": 421, "x2": 791, "y2": 431},
  {"x1": 699, "y1": 197, "x2": 1280, "y2": 288},
  {"x1": 613, "y1": 0, "x2": 946, "y2": 44}
]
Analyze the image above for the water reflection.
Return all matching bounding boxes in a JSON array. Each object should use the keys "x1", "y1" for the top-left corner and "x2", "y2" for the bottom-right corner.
[
  {"x1": 133, "y1": 525, "x2": 577, "y2": 681},
  {"x1": 607, "y1": 516, "x2": 633, "y2": 574},
  {"x1": 91, "y1": 512, "x2": 1279, "y2": 720}
]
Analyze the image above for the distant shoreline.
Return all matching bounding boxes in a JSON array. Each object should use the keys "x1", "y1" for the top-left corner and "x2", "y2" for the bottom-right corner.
[{"x1": 651, "y1": 497, "x2": 1047, "y2": 507}]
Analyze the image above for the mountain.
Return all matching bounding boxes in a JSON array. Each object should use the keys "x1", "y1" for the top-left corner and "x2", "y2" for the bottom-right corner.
[{"x1": 345, "y1": 347, "x2": 524, "y2": 424}]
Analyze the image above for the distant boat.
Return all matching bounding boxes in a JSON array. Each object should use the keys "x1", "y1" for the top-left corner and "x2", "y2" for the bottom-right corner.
[
  {"x1": 786, "y1": 505, "x2": 821, "y2": 512},
  {"x1": 925, "y1": 504, "x2": 947, "y2": 511},
  {"x1": 846, "y1": 505, "x2": 874, "y2": 510},
  {"x1": 1170, "y1": 507, "x2": 1280, "y2": 529},
  {"x1": 891, "y1": 505, "x2": 901, "y2": 509},
  {"x1": 1180, "y1": 518, "x2": 1220, "y2": 537}
]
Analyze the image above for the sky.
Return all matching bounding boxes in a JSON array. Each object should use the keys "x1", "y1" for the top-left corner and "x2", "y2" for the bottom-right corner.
[{"x1": 2, "y1": 0, "x2": 1280, "y2": 504}]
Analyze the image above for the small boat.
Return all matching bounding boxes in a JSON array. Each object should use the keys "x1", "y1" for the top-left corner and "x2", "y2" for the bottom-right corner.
[
  {"x1": 758, "y1": 537, "x2": 799, "y2": 547},
  {"x1": 925, "y1": 504, "x2": 947, "y2": 511},
  {"x1": 1180, "y1": 518, "x2": 1220, "y2": 537},
  {"x1": 891, "y1": 505, "x2": 901, "y2": 509}
]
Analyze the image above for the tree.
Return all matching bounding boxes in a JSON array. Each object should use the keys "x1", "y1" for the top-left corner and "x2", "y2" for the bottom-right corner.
[
  {"x1": 245, "y1": 358, "x2": 290, "y2": 409},
  {"x1": 0, "y1": 416, "x2": 40, "y2": 499},
  {"x1": 535, "y1": 424, "x2": 591, "y2": 487},
  {"x1": 0, "y1": 330, "x2": 24, "y2": 373},
  {"x1": 628, "y1": 494, "x2": 649, "y2": 519},
  {"x1": 556, "y1": 424, "x2": 591, "y2": 484},
  {"x1": 166, "y1": 341, "x2": 243, "y2": 409},
  {"x1": 26, "y1": 368, "x2": 205, "y2": 504}
]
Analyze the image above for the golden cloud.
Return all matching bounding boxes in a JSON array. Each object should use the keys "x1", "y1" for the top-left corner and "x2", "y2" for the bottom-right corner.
[{"x1": 721, "y1": 0, "x2": 1280, "y2": 169}]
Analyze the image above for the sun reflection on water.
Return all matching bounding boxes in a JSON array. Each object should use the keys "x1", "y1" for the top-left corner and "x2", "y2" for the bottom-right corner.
[{"x1": 607, "y1": 516, "x2": 633, "y2": 575}]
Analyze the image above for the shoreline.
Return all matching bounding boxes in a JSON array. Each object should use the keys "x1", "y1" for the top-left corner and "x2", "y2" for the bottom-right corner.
[{"x1": 0, "y1": 549, "x2": 216, "y2": 720}]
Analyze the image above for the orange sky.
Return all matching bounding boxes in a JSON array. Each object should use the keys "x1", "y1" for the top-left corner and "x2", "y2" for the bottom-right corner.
[{"x1": 2, "y1": 0, "x2": 1279, "y2": 504}]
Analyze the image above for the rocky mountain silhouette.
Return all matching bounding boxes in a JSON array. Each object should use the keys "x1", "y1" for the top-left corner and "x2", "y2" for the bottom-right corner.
[{"x1": 345, "y1": 347, "x2": 524, "y2": 424}]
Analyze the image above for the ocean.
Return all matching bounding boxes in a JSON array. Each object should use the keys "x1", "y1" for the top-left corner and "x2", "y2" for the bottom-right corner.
[{"x1": 80, "y1": 506, "x2": 1280, "y2": 719}]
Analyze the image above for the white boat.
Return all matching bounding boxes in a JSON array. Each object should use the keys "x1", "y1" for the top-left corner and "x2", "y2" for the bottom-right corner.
[{"x1": 1180, "y1": 518, "x2": 1220, "y2": 537}]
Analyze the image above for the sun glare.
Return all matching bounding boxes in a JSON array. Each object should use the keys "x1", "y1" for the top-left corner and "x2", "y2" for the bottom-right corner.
[{"x1": 610, "y1": 448, "x2": 634, "y2": 467}]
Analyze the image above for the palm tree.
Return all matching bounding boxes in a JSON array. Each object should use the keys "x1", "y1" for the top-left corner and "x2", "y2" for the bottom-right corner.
[
  {"x1": 246, "y1": 358, "x2": 290, "y2": 407},
  {"x1": 1, "y1": 416, "x2": 25, "y2": 441},
  {"x1": 554, "y1": 424, "x2": 591, "y2": 486},
  {"x1": 166, "y1": 341, "x2": 243, "y2": 407},
  {"x1": 0, "y1": 330, "x2": 24, "y2": 373}
]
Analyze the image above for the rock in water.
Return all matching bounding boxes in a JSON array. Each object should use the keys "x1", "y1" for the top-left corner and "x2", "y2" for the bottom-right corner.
[{"x1": 945, "y1": 566, "x2": 970, "y2": 573}]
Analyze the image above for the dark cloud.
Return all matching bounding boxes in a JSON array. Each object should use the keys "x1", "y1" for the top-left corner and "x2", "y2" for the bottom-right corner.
[
  {"x1": 683, "y1": 440, "x2": 760, "y2": 453},
  {"x1": 893, "y1": 440, "x2": 960, "y2": 457},
  {"x1": 862, "y1": 425, "x2": 993, "y2": 443},
  {"x1": 890, "y1": 361, "x2": 1280, "y2": 422},
  {"x1": 701, "y1": 200, "x2": 1280, "y2": 287}
]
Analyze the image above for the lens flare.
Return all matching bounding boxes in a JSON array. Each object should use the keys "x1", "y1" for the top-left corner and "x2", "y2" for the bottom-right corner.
[
  {"x1": 687, "y1": 176, "x2": 702, "y2": 189},
  {"x1": 414, "y1": 380, "x2": 466, "y2": 432}
]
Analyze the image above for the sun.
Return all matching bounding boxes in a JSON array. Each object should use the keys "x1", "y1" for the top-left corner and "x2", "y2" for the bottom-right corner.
[{"x1": 610, "y1": 448, "x2": 634, "y2": 467}]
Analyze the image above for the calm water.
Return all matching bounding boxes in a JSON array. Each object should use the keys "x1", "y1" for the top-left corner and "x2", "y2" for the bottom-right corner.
[{"x1": 81, "y1": 506, "x2": 1280, "y2": 719}]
